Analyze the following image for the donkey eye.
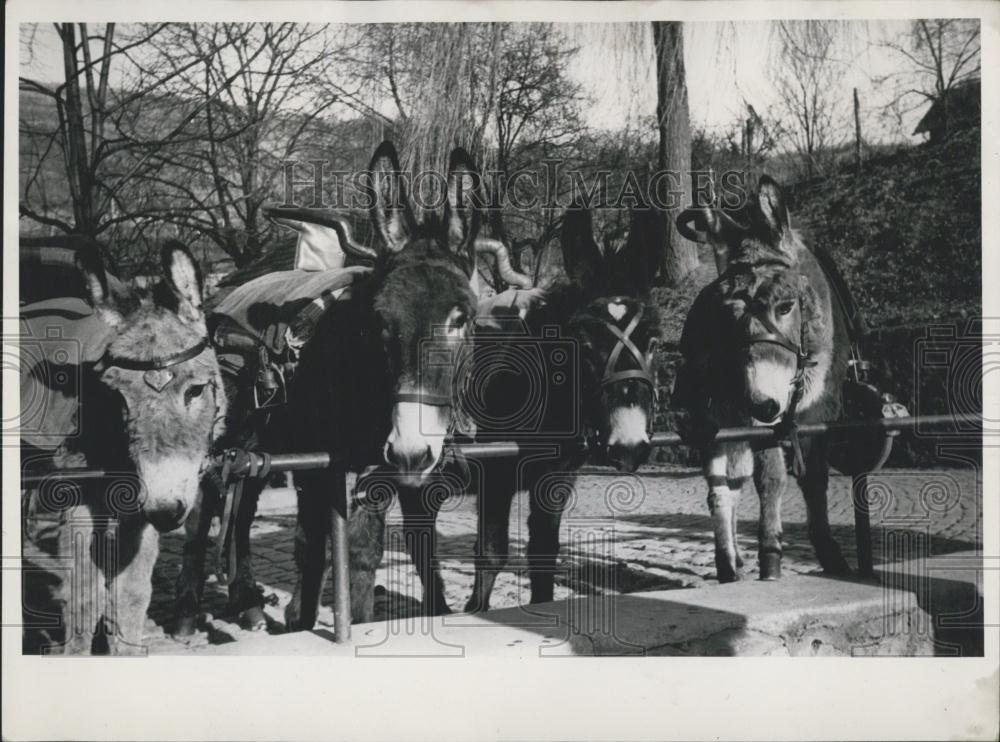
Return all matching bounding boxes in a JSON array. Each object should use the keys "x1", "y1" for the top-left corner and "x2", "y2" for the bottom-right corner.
[
  {"x1": 184, "y1": 384, "x2": 207, "y2": 404},
  {"x1": 776, "y1": 301, "x2": 796, "y2": 317}
]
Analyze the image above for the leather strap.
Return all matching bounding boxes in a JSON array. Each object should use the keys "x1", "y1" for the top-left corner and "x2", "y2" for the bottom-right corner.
[{"x1": 102, "y1": 337, "x2": 209, "y2": 371}]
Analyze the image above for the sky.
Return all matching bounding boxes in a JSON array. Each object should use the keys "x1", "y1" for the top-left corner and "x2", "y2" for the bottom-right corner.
[
  {"x1": 566, "y1": 20, "x2": 923, "y2": 142},
  {"x1": 20, "y1": 20, "x2": 928, "y2": 145}
]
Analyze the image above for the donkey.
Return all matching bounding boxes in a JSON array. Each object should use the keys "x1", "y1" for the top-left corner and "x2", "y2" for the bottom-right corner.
[
  {"x1": 673, "y1": 175, "x2": 852, "y2": 582},
  {"x1": 22, "y1": 242, "x2": 225, "y2": 654},
  {"x1": 281, "y1": 141, "x2": 488, "y2": 628},
  {"x1": 463, "y1": 203, "x2": 662, "y2": 612}
]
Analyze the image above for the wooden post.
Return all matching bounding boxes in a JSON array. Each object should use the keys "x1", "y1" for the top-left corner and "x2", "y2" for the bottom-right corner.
[
  {"x1": 330, "y1": 469, "x2": 351, "y2": 643},
  {"x1": 852, "y1": 473, "x2": 874, "y2": 578},
  {"x1": 853, "y1": 88, "x2": 863, "y2": 173}
]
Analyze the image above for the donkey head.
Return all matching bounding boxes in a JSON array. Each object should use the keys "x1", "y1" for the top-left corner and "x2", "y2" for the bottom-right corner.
[
  {"x1": 366, "y1": 142, "x2": 479, "y2": 484},
  {"x1": 560, "y1": 205, "x2": 662, "y2": 472},
  {"x1": 681, "y1": 176, "x2": 822, "y2": 424},
  {"x1": 79, "y1": 242, "x2": 225, "y2": 531}
]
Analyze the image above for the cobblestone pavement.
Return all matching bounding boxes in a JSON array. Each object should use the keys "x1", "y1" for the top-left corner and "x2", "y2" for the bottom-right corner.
[{"x1": 23, "y1": 464, "x2": 982, "y2": 654}]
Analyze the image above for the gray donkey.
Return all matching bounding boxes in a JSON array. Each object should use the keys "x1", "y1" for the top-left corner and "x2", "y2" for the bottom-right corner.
[
  {"x1": 674, "y1": 176, "x2": 853, "y2": 583},
  {"x1": 22, "y1": 242, "x2": 225, "y2": 654}
]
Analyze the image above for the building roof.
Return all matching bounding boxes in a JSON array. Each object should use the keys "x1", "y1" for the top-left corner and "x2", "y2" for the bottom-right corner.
[{"x1": 913, "y1": 78, "x2": 981, "y2": 136}]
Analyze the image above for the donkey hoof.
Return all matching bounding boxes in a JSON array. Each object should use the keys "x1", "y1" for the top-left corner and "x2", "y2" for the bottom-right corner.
[
  {"x1": 759, "y1": 553, "x2": 782, "y2": 580},
  {"x1": 172, "y1": 615, "x2": 198, "y2": 638},
  {"x1": 715, "y1": 552, "x2": 740, "y2": 583},
  {"x1": 239, "y1": 606, "x2": 267, "y2": 632}
]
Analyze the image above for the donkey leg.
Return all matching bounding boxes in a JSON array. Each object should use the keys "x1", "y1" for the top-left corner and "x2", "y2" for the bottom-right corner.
[
  {"x1": 752, "y1": 447, "x2": 787, "y2": 580},
  {"x1": 797, "y1": 437, "x2": 851, "y2": 575},
  {"x1": 728, "y1": 478, "x2": 746, "y2": 569},
  {"x1": 174, "y1": 481, "x2": 217, "y2": 637},
  {"x1": 106, "y1": 521, "x2": 159, "y2": 656},
  {"x1": 56, "y1": 505, "x2": 102, "y2": 655},
  {"x1": 465, "y1": 463, "x2": 516, "y2": 613},
  {"x1": 285, "y1": 475, "x2": 331, "y2": 632},
  {"x1": 348, "y1": 487, "x2": 389, "y2": 624},
  {"x1": 706, "y1": 449, "x2": 739, "y2": 583},
  {"x1": 228, "y1": 480, "x2": 266, "y2": 631},
  {"x1": 398, "y1": 486, "x2": 450, "y2": 616},
  {"x1": 526, "y1": 477, "x2": 572, "y2": 605}
]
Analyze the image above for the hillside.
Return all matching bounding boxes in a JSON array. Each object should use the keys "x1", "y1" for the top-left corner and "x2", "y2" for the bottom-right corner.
[{"x1": 652, "y1": 130, "x2": 982, "y2": 466}]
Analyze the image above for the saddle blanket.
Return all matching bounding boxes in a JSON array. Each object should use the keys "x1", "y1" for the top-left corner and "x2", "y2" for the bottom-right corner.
[
  {"x1": 209, "y1": 266, "x2": 372, "y2": 358},
  {"x1": 19, "y1": 298, "x2": 115, "y2": 452}
]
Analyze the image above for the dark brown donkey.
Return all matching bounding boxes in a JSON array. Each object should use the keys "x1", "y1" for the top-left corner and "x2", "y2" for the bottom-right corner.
[
  {"x1": 282, "y1": 141, "x2": 491, "y2": 627},
  {"x1": 22, "y1": 243, "x2": 225, "y2": 654},
  {"x1": 463, "y1": 204, "x2": 663, "y2": 612},
  {"x1": 673, "y1": 176, "x2": 852, "y2": 582}
]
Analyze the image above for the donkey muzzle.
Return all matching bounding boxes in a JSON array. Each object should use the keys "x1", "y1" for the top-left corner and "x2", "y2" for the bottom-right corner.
[
  {"x1": 606, "y1": 440, "x2": 651, "y2": 473},
  {"x1": 384, "y1": 401, "x2": 449, "y2": 482}
]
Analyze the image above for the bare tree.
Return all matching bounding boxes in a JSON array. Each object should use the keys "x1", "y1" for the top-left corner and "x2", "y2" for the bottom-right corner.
[
  {"x1": 19, "y1": 23, "x2": 284, "y2": 271},
  {"x1": 770, "y1": 21, "x2": 848, "y2": 178},
  {"x1": 880, "y1": 19, "x2": 980, "y2": 139},
  {"x1": 136, "y1": 23, "x2": 360, "y2": 267}
]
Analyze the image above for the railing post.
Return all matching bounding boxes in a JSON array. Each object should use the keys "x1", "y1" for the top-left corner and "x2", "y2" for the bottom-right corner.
[
  {"x1": 330, "y1": 468, "x2": 351, "y2": 643},
  {"x1": 852, "y1": 473, "x2": 875, "y2": 578}
]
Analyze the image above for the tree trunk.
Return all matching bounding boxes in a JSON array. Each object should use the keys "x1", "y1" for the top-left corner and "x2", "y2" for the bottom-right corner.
[
  {"x1": 652, "y1": 21, "x2": 698, "y2": 286},
  {"x1": 853, "y1": 88, "x2": 862, "y2": 172}
]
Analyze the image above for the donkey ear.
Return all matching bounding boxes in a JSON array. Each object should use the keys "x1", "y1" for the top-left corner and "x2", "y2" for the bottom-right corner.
[
  {"x1": 443, "y1": 147, "x2": 482, "y2": 272},
  {"x1": 560, "y1": 204, "x2": 603, "y2": 287},
  {"x1": 367, "y1": 140, "x2": 417, "y2": 253},
  {"x1": 161, "y1": 240, "x2": 205, "y2": 325},
  {"x1": 752, "y1": 175, "x2": 789, "y2": 239},
  {"x1": 614, "y1": 207, "x2": 664, "y2": 294},
  {"x1": 75, "y1": 243, "x2": 123, "y2": 328}
]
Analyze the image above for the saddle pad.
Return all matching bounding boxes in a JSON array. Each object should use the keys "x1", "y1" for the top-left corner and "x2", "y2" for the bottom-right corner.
[
  {"x1": 19, "y1": 298, "x2": 114, "y2": 451},
  {"x1": 210, "y1": 266, "x2": 372, "y2": 355}
]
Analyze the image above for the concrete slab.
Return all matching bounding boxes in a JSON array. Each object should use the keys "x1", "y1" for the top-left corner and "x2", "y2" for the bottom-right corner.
[
  {"x1": 875, "y1": 550, "x2": 987, "y2": 656},
  {"x1": 195, "y1": 572, "x2": 935, "y2": 657}
]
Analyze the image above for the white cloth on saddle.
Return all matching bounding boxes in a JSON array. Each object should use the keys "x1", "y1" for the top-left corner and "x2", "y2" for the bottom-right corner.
[
  {"x1": 19, "y1": 297, "x2": 115, "y2": 451},
  {"x1": 210, "y1": 266, "x2": 372, "y2": 355}
]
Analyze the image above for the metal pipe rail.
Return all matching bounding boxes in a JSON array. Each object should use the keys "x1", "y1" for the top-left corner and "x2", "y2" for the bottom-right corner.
[
  {"x1": 20, "y1": 414, "x2": 980, "y2": 485},
  {"x1": 19, "y1": 412, "x2": 982, "y2": 644}
]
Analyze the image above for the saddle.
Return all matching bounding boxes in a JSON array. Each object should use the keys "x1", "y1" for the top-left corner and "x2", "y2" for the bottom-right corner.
[
  {"x1": 810, "y1": 243, "x2": 908, "y2": 475},
  {"x1": 208, "y1": 207, "x2": 374, "y2": 584}
]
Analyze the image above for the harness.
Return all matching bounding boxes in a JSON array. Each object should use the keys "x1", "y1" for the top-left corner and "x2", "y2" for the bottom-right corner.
[
  {"x1": 100, "y1": 337, "x2": 210, "y2": 372},
  {"x1": 573, "y1": 300, "x2": 658, "y2": 454},
  {"x1": 599, "y1": 302, "x2": 658, "y2": 400},
  {"x1": 727, "y1": 266, "x2": 816, "y2": 476}
]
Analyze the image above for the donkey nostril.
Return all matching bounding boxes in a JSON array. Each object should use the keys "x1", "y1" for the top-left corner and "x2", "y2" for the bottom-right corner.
[
  {"x1": 385, "y1": 443, "x2": 435, "y2": 472},
  {"x1": 751, "y1": 399, "x2": 781, "y2": 423}
]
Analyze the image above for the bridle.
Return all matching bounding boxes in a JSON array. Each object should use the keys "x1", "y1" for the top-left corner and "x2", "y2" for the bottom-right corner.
[
  {"x1": 597, "y1": 300, "x2": 657, "y2": 401},
  {"x1": 96, "y1": 335, "x2": 224, "y2": 449},
  {"x1": 393, "y1": 391, "x2": 453, "y2": 408},
  {"x1": 727, "y1": 264, "x2": 817, "y2": 474},
  {"x1": 100, "y1": 337, "x2": 210, "y2": 372}
]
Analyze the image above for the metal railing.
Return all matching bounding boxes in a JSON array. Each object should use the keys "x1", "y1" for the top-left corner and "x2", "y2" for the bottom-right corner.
[{"x1": 20, "y1": 412, "x2": 982, "y2": 644}]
